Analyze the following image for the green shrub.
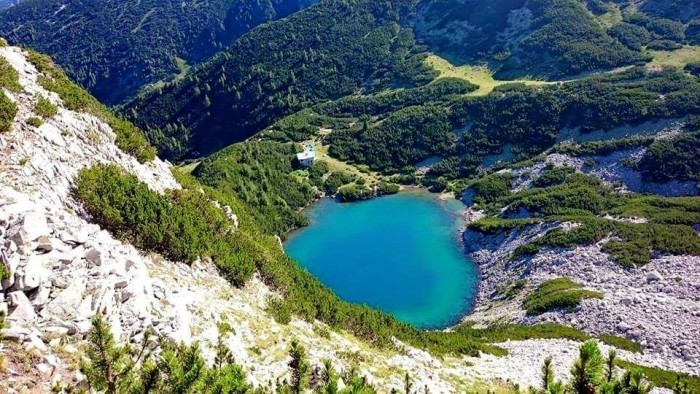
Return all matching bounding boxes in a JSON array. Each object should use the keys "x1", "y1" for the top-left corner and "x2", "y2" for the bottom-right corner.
[
  {"x1": 470, "y1": 174, "x2": 512, "y2": 205},
  {"x1": 638, "y1": 132, "x2": 700, "y2": 182},
  {"x1": 324, "y1": 171, "x2": 355, "y2": 194},
  {"x1": 34, "y1": 95, "x2": 58, "y2": 118},
  {"x1": 554, "y1": 137, "x2": 655, "y2": 157},
  {"x1": 615, "y1": 360, "x2": 700, "y2": 393},
  {"x1": 533, "y1": 166, "x2": 575, "y2": 188},
  {"x1": 26, "y1": 117, "x2": 43, "y2": 127},
  {"x1": 75, "y1": 164, "x2": 254, "y2": 285},
  {"x1": 0, "y1": 91, "x2": 17, "y2": 133},
  {"x1": 468, "y1": 218, "x2": 541, "y2": 235},
  {"x1": 498, "y1": 279, "x2": 527, "y2": 300},
  {"x1": 267, "y1": 297, "x2": 291, "y2": 324},
  {"x1": 523, "y1": 278, "x2": 603, "y2": 315},
  {"x1": 512, "y1": 243, "x2": 541, "y2": 260},
  {"x1": 307, "y1": 160, "x2": 329, "y2": 187},
  {"x1": 0, "y1": 56, "x2": 20, "y2": 92},
  {"x1": 193, "y1": 141, "x2": 317, "y2": 235},
  {"x1": 376, "y1": 182, "x2": 400, "y2": 195},
  {"x1": 338, "y1": 184, "x2": 373, "y2": 202}
]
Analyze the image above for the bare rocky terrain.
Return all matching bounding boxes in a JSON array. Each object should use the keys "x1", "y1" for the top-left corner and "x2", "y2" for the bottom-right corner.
[{"x1": 463, "y1": 149, "x2": 700, "y2": 378}]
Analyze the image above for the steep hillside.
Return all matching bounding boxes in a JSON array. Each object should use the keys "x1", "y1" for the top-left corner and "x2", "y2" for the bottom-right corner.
[
  {"x1": 126, "y1": 0, "x2": 700, "y2": 162},
  {"x1": 0, "y1": 0, "x2": 316, "y2": 104},
  {"x1": 125, "y1": 0, "x2": 432, "y2": 160},
  {"x1": 413, "y1": 0, "x2": 644, "y2": 78},
  {"x1": 3, "y1": 43, "x2": 697, "y2": 393}
]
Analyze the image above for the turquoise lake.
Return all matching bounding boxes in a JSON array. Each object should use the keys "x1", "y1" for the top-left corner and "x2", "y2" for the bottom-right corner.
[{"x1": 284, "y1": 191, "x2": 479, "y2": 329}]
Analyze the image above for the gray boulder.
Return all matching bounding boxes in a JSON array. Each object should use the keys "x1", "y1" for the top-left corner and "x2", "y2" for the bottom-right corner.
[
  {"x1": 85, "y1": 248, "x2": 102, "y2": 266},
  {"x1": 647, "y1": 271, "x2": 664, "y2": 282},
  {"x1": 35, "y1": 236, "x2": 53, "y2": 253}
]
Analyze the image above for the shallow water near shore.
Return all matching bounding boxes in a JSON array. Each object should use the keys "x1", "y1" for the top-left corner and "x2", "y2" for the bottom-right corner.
[{"x1": 284, "y1": 190, "x2": 478, "y2": 329}]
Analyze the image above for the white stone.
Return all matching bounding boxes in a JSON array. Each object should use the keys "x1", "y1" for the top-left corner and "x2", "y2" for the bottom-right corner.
[
  {"x1": 7, "y1": 291, "x2": 37, "y2": 323},
  {"x1": 36, "y1": 363, "x2": 52, "y2": 375},
  {"x1": 25, "y1": 332, "x2": 48, "y2": 352},
  {"x1": 60, "y1": 228, "x2": 89, "y2": 245},
  {"x1": 22, "y1": 254, "x2": 47, "y2": 290},
  {"x1": 8, "y1": 211, "x2": 50, "y2": 245},
  {"x1": 44, "y1": 277, "x2": 87, "y2": 320},
  {"x1": 31, "y1": 285, "x2": 51, "y2": 307}
]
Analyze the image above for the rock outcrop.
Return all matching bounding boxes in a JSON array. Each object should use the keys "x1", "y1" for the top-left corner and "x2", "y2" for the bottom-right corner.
[{"x1": 463, "y1": 150, "x2": 700, "y2": 377}]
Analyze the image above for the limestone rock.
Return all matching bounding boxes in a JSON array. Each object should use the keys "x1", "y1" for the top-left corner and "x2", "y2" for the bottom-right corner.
[
  {"x1": 35, "y1": 236, "x2": 53, "y2": 253},
  {"x1": 7, "y1": 291, "x2": 37, "y2": 323},
  {"x1": 85, "y1": 248, "x2": 102, "y2": 266},
  {"x1": 59, "y1": 228, "x2": 89, "y2": 245},
  {"x1": 8, "y1": 211, "x2": 50, "y2": 245},
  {"x1": 21, "y1": 254, "x2": 47, "y2": 290}
]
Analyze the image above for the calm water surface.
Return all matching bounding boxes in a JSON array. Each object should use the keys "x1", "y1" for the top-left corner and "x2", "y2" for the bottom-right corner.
[{"x1": 284, "y1": 191, "x2": 479, "y2": 329}]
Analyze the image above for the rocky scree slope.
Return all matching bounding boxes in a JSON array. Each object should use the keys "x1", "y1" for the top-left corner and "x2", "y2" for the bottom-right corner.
[{"x1": 462, "y1": 145, "x2": 700, "y2": 377}]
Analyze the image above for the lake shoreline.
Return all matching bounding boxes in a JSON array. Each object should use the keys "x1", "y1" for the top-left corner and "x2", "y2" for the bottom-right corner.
[{"x1": 284, "y1": 190, "x2": 480, "y2": 329}]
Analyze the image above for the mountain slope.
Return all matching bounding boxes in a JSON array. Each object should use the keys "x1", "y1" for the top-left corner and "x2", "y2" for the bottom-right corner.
[
  {"x1": 1, "y1": 42, "x2": 698, "y2": 393},
  {"x1": 125, "y1": 0, "x2": 432, "y2": 160},
  {"x1": 413, "y1": 0, "x2": 644, "y2": 78},
  {"x1": 126, "y1": 0, "x2": 656, "y2": 161},
  {"x1": 0, "y1": 0, "x2": 316, "y2": 104}
]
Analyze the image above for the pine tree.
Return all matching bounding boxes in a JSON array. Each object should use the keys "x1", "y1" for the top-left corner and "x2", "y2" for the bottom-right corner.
[
  {"x1": 316, "y1": 359, "x2": 339, "y2": 394},
  {"x1": 542, "y1": 357, "x2": 554, "y2": 391},
  {"x1": 157, "y1": 342, "x2": 206, "y2": 393},
  {"x1": 83, "y1": 314, "x2": 142, "y2": 393},
  {"x1": 627, "y1": 370, "x2": 652, "y2": 394},
  {"x1": 288, "y1": 338, "x2": 310, "y2": 393},
  {"x1": 404, "y1": 372, "x2": 413, "y2": 394},
  {"x1": 674, "y1": 376, "x2": 692, "y2": 394},
  {"x1": 570, "y1": 341, "x2": 604, "y2": 394},
  {"x1": 214, "y1": 322, "x2": 235, "y2": 370},
  {"x1": 605, "y1": 350, "x2": 616, "y2": 383}
]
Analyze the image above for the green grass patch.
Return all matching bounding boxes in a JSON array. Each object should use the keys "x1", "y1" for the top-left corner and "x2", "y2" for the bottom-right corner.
[
  {"x1": 523, "y1": 278, "x2": 603, "y2": 315},
  {"x1": 597, "y1": 334, "x2": 643, "y2": 353}
]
